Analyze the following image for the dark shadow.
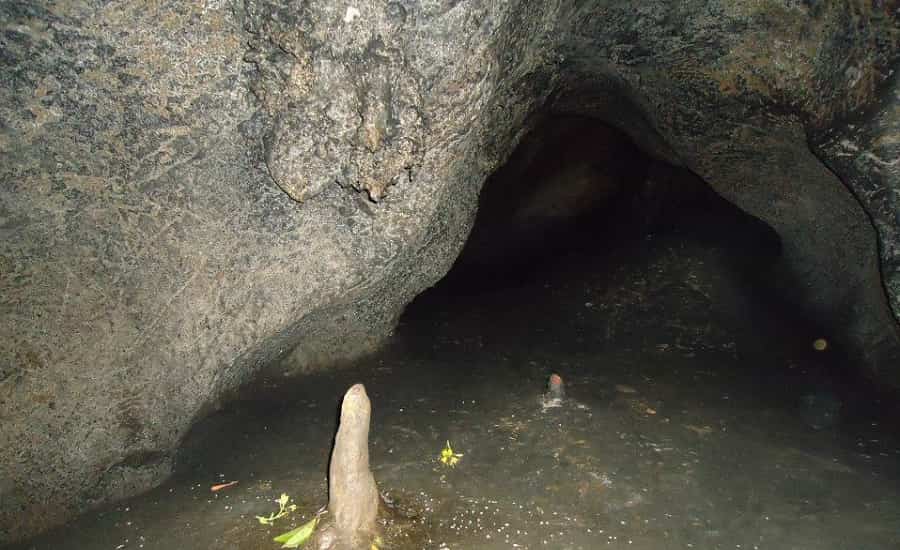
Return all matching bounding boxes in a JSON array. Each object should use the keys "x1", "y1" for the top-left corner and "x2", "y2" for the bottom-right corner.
[{"x1": 403, "y1": 114, "x2": 899, "y2": 432}]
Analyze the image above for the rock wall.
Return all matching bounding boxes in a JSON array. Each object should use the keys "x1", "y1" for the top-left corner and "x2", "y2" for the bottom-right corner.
[
  {"x1": 812, "y1": 70, "x2": 900, "y2": 378},
  {"x1": 1, "y1": 0, "x2": 899, "y2": 542}
]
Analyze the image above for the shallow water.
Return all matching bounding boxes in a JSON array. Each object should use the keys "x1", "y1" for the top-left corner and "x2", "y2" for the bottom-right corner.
[{"x1": 9, "y1": 227, "x2": 900, "y2": 550}]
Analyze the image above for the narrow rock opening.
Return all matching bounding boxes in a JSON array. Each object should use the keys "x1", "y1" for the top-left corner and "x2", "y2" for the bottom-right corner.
[
  {"x1": 446, "y1": 114, "x2": 781, "y2": 295},
  {"x1": 417, "y1": 114, "x2": 827, "y2": 363}
]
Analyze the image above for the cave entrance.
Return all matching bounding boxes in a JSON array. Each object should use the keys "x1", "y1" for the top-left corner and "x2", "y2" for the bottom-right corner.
[{"x1": 403, "y1": 113, "x2": 826, "y2": 386}]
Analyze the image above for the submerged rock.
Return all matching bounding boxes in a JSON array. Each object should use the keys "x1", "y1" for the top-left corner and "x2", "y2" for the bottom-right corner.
[{"x1": 542, "y1": 373, "x2": 566, "y2": 409}]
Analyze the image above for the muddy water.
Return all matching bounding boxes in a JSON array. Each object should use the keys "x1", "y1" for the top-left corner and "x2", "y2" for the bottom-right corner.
[{"x1": 9, "y1": 228, "x2": 900, "y2": 550}]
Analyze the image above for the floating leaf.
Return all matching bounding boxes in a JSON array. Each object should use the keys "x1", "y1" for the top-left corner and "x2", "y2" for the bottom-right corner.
[
  {"x1": 274, "y1": 516, "x2": 318, "y2": 548},
  {"x1": 210, "y1": 480, "x2": 239, "y2": 492}
]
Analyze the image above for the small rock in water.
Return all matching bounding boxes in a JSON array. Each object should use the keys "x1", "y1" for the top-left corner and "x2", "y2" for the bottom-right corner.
[
  {"x1": 542, "y1": 373, "x2": 565, "y2": 409},
  {"x1": 548, "y1": 373, "x2": 565, "y2": 399}
]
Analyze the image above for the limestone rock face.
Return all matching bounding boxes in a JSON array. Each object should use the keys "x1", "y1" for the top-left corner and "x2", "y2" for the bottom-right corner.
[{"x1": 2, "y1": 0, "x2": 899, "y2": 543}]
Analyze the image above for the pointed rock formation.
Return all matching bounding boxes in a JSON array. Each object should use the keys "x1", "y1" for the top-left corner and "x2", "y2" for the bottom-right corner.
[{"x1": 325, "y1": 383, "x2": 380, "y2": 548}]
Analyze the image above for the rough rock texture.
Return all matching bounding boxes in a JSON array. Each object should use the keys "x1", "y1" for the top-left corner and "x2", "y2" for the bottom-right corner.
[
  {"x1": 2, "y1": 0, "x2": 900, "y2": 543},
  {"x1": 0, "y1": 1, "x2": 467, "y2": 542},
  {"x1": 812, "y1": 70, "x2": 900, "y2": 376}
]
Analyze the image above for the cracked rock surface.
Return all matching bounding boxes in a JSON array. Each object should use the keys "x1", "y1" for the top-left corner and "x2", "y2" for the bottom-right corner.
[{"x1": 1, "y1": 0, "x2": 899, "y2": 543}]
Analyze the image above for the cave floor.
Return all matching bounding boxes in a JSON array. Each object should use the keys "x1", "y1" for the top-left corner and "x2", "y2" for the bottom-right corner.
[{"x1": 11, "y1": 227, "x2": 900, "y2": 550}]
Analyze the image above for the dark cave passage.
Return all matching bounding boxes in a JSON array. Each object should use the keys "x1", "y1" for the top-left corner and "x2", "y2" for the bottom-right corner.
[
  {"x1": 439, "y1": 115, "x2": 778, "y2": 289},
  {"x1": 406, "y1": 113, "x2": 900, "y2": 433},
  {"x1": 411, "y1": 115, "x2": 843, "y2": 387}
]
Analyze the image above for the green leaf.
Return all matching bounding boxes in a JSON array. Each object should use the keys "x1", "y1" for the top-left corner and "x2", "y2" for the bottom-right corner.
[{"x1": 273, "y1": 516, "x2": 318, "y2": 548}]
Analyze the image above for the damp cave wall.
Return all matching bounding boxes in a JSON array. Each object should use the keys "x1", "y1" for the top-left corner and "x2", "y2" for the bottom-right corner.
[{"x1": 2, "y1": 0, "x2": 900, "y2": 543}]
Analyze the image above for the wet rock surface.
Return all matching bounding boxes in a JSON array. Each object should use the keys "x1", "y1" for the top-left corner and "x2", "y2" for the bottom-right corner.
[{"x1": 2, "y1": 0, "x2": 900, "y2": 542}]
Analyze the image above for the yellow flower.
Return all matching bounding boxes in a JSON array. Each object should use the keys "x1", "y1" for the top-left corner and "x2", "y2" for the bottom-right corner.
[{"x1": 440, "y1": 440, "x2": 463, "y2": 467}]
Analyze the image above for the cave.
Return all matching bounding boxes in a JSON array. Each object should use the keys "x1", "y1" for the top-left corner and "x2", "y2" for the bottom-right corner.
[
  {"x1": 9, "y1": 112, "x2": 900, "y2": 548},
  {"x1": 3, "y1": 1, "x2": 900, "y2": 549}
]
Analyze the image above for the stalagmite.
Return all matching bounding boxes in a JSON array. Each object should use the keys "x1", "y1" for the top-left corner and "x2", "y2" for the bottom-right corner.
[{"x1": 321, "y1": 383, "x2": 380, "y2": 548}]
